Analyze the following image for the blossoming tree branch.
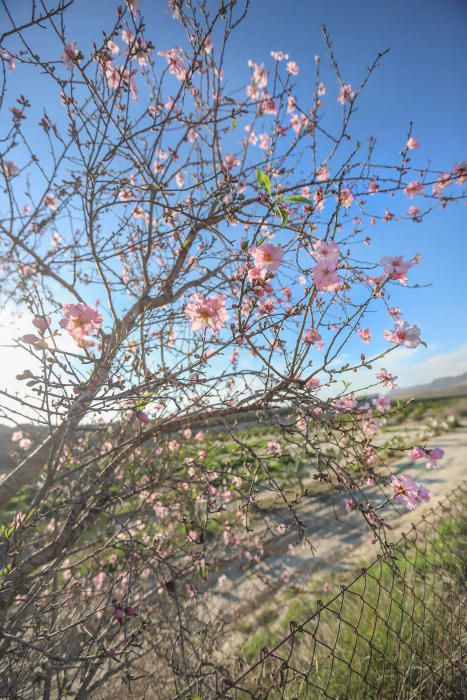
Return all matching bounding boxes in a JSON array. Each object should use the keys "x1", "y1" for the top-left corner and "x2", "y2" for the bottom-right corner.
[{"x1": 0, "y1": 0, "x2": 464, "y2": 695}]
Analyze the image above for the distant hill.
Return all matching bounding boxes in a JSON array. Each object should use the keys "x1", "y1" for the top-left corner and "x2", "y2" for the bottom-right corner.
[{"x1": 390, "y1": 371, "x2": 467, "y2": 400}]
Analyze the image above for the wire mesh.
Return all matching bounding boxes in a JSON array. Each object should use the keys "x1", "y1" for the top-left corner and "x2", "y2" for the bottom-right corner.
[{"x1": 217, "y1": 484, "x2": 466, "y2": 699}]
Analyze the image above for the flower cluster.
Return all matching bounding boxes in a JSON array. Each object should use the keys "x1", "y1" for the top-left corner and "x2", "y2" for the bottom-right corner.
[
  {"x1": 61, "y1": 40, "x2": 81, "y2": 71},
  {"x1": 60, "y1": 303, "x2": 103, "y2": 346},
  {"x1": 251, "y1": 243, "x2": 284, "y2": 272},
  {"x1": 311, "y1": 240, "x2": 341, "y2": 292},
  {"x1": 410, "y1": 446, "x2": 445, "y2": 469},
  {"x1": 158, "y1": 47, "x2": 187, "y2": 81},
  {"x1": 380, "y1": 255, "x2": 413, "y2": 283},
  {"x1": 391, "y1": 474, "x2": 430, "y2": 510},
  {"x1": 383, "y1": 320, "x2": 421, "y2": 348},
  {"x1": 184, "y1": 293, "x2": 228, "y2": 333}
]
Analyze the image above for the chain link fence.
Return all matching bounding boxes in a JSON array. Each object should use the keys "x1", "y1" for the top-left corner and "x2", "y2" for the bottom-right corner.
[{"x1": 215, "y1": 485, "x2": 466, "y2": 699}]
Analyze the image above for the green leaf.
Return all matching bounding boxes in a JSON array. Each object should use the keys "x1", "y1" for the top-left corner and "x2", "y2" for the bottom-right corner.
[
  {"x1": 420, "y1": 340, "x2": 428, "y2": 349},
  {"x1": 275, "y1": 204, "x2": 289, "y2": 227},
  {"x1": 232, "y1": 116, "x2": 237, "y2": 129},
  {"x1": 283, "y1": 195, "x2": 312, "y2": 205},
  {"x1": 24, "y1": 507, "x2": 36, "y2": 525},
  {"x1": 136, "y1": 390, "x2": 154, "y2": 412},
  {"x1": 256, "y1": 168, "x2": 271, "y2": 196}
]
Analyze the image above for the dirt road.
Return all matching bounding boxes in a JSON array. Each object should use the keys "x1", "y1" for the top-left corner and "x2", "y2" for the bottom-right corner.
[{"x1": 204, "y1": 426, "x2": 467, "y2": 620}]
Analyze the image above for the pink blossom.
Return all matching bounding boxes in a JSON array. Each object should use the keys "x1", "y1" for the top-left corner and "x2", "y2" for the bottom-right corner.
[
  {"x1": 3, "y1": 160, "x2": 19, "y2": 178},
  {"x1": 339, "y1": 188, "x2": 353, "y2": 208},
  {"x1": 130, "y1": 38, "x2": 152, "y2": 67},
  {"x1": 306, "y1": 376, "x2": 321, "y2": 389},
  {"x1": 432, "y1": 173, "x2": 451, "y2": 196},
  {"x1": 267, "y1": 440, "x2": 282, "y2": 456},
  {"x1": 259, "y1": 92, "x2": 276, "y2": 115},
  {"x1": 10, "y1": 107, "x2": 24, "y2": 119},
  {"x1": 313, "y1": 188, "x2": 325, "y2": 211},
  {"x1": 122, "y1": 29, "x2": 134, "y2": 45},
  {"x1": 391, "y1": 474, "x2": 430, "y2": 510},
  {"x1": 246, "y1": 83, "x2": 259, "y2": 100},
  {"x1": 252, "y1": 243, "x2": 284, "y2": 272},
  {"x1": 345, "y1": 498, "x2": 358, "y2": 513},
  {"x1": 118, "y1": 188, "x2": 136, "y2": 202},
  {"x1": 287, "y1": 95, "x2": 296, "y2": 114},
  {"x1": 104, "y1": 64, "x2": 137, "y2": 100},
  {"x1": 248, "y1": 266, "x2": 267, "y2": 283},
  {"x1": 43, "y1": 193, "x2": 58, "y2": 211},
  {"x1": 137, "y1": 411, "x2": 149, "y2": 424},
  {"x1": 32, "y1": 316, "x2": 51, "y2": 332},
  {"x1": 368, "y1": 180, "x2": 379, "y2": 194},
  {"x1": 372, "y1": 395, "x2": 391, "y2": 413},
  {"x1": 248, "y1": 60, "x2": 268, "y2": 89},
  {"x1": 411, "y1": 446, "x2": 445, "y2": 469},
  {"x1": 380, "y1": 255, "x2": 412, "y2": 281},
  {"x1": 270, "y1": 51, "x2": 288, "y2": 61},
  {"x1": 158, "y1": 48, "x2": 187, "y2": 81},
  {"x1": 404, "y1": 180, "x2": 424, "y2": 199},
  {"x1": 61, "y1": 41, "x2": 80, "y2": 71},
  {"x1": 407, "y1": 205, "x2": 421, "y2": 218},
  {"x1": 410, "y1": 446, "x2": 425, "y2": 460},
  {"x1": 127, "y1": 0, "x2": 140, "y2": 16},
  {"x1": 376, "y1": 368, "x2": 397, "y2": 388},
  {"x1": 223, "y1": 153, "x2": 240, "y2": 171},
  {"x1": 337, "y1": 84, "x2": 355, "y2": 104},
  {"x1": 286, "y1": 60, "x2": 299, "y2": 75},
  {"x1": 258, "y1": 133, "x2": 271, "y2": 150},
  {"x1": 453, "y1": 161, "x2": 467, "y2": 185},
  {"x1": 316, "y1": 165, "x2": 329, "y2": 182},
  {"x1": 335, "y1": 396, "x2": 357, "y2": 412},
  {"x1": 187, "y1": 128, "x2": 199, "y2": 143},
  {"x1": 426, "y1": 448, "x2": 445, "y2": 469},
  {"x1": 184, "y1": 293, "x2": 228, "y2": 333},
  {"x1": 1, "y1": 49, "x2": 15, "y2": 71},
  {"x1": 312, "y1": 261, "x2": 341, "y2": 292},
  {"x1": 60, "y1": 303, "x2": 103, "y2": 342},
  {"x1": 384, "y1": 320, "x2": 421, "y2": 349},
  {"x1": 21, "y1": 333, "x2": 40, "y2": 345},
  {"x1": 113, "y1": 606, "x2": 125, "y2": 622},
  {"x1": 290, "y1": 113, "x2": 309, "y2": 134},
  {"x1": 106, "y1": 40, "x2": 120, "y2": 55},
  {"x1": 358, "y1": 328, "x2": 371, "y2": 344},
  {"x1": 406, "y1": 136, "x2": 420, "y2": 150},
  {"x1": 313, "y1": 240, "x2": 339, "y2": 265},
  {"x1": 304, "y1": 327, "x2": 322, "y2": 345},
  {"x1": 203, "y1": 35, "x2": 213, "y2": 55}
]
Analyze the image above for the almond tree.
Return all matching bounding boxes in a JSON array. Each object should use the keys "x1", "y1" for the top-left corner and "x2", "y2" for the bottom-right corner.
[{"x1": 0, "y1": 0, "x2": 463, "y2": 696}]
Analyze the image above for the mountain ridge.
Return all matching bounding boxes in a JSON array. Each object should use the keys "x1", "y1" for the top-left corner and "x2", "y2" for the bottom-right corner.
[{"x1": 390, "y1": 370, "x2": 467, "y2": 399}]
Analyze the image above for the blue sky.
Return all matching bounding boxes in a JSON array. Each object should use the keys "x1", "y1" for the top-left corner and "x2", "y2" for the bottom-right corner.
[
  {"x1": 2, "y1": 0, "x2": 466, "y2": 390},
  {"x1": 230, "y1": 0, "x2": 467, "y2": 354}
]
